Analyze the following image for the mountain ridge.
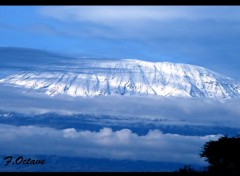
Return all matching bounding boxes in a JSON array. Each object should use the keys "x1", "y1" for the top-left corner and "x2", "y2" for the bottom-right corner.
[{"x1": 0, "y1": 59, "x2": 239, "y2": 99}]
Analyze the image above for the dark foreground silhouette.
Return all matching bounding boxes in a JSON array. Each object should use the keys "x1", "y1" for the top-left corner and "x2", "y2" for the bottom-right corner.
[
  {"x1": 178, "y1": 135, "x2": 240, "y2": 176},
  {"x1": 200, "y1": 135, "x2": 240, "y2": 175}
]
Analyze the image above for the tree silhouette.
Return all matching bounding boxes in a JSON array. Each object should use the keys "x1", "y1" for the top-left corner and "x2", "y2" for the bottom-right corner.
[{"x1": 200, "y1": 135, "x2": 240, "y2": 175}]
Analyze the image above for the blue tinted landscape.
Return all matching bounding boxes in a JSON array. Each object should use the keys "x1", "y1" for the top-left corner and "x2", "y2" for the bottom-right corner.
[{"x1": 0, "y1": 6, "x2": 240, "y2": 172}]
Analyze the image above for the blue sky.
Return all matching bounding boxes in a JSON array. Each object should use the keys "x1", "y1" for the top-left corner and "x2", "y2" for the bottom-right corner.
[{"x1": 0, "y1": 6, "x2": 240, "y2": 79}]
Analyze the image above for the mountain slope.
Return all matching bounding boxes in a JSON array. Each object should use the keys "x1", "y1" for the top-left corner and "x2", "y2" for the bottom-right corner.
[{"x1": 0, "y1": 59, "x2": 240, "y2": 98}]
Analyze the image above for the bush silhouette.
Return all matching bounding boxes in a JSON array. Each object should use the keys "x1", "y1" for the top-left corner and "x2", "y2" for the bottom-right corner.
[
  {"x1": 200, "y1": 135, "x2": 240, "y2": 175},
  {"x1": 178, "y1": 165, "x2": 196, "y2": 173}
]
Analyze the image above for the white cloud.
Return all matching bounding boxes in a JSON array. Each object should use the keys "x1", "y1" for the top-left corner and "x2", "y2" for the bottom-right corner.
[
  {"x1": 39, "y1": 6, "x2": 186, "y2": 24},
  {"x1": 39, "y1": 6, "x2": 240, "y2": 25},
  {"x1": 0, "y1": 124, "x2": 221, "y2": 165},
  {"x1": 36, "y1": 6, "x2": 240, "y2": 54}
]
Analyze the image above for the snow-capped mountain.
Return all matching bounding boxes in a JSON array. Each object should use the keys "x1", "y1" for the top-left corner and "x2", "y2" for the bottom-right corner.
[{"x1": 0, "y1": 59, "x2": 240, "y2": 98}]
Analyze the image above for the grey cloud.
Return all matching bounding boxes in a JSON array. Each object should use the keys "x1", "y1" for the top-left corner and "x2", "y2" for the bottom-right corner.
[{"x1": 0, "y1": 85, "x2": 240, "y2": 128}]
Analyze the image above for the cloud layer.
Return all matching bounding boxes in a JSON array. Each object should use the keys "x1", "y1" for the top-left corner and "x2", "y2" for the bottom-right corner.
[
  {"x1": 0, "y1": 123, "x2": 221, "y2": 165},
  {"x1": 1, "y1": 6, "x2": 240, "y2": 78},
  {"x1": 0, "y1": 85, "x2": 240, "y2": 128},
  {"x1": 39, "y1": 6, "x2": 240, "y2": 25},
  {"x1": 38, "y1": 6, "x2": 240, "y2": 40},
  {"x1": 35, "y1": 6, "x2": 240, "y2": 79}
]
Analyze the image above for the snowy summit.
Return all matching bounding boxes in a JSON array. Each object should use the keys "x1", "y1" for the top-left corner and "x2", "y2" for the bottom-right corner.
[{"x1": 0, "y1": 59, "x2": 240, "y2": 99}]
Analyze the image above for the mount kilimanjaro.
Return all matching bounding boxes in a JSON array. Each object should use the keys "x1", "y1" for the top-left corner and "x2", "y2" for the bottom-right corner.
[{"x1": 0, "y1": 58, "x2": 240, "y2": 99}]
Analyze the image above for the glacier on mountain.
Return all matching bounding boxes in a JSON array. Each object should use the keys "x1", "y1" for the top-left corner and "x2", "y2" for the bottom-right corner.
[{"x1": 0, "y1": 59, "x2": 239, "y2": 99}]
